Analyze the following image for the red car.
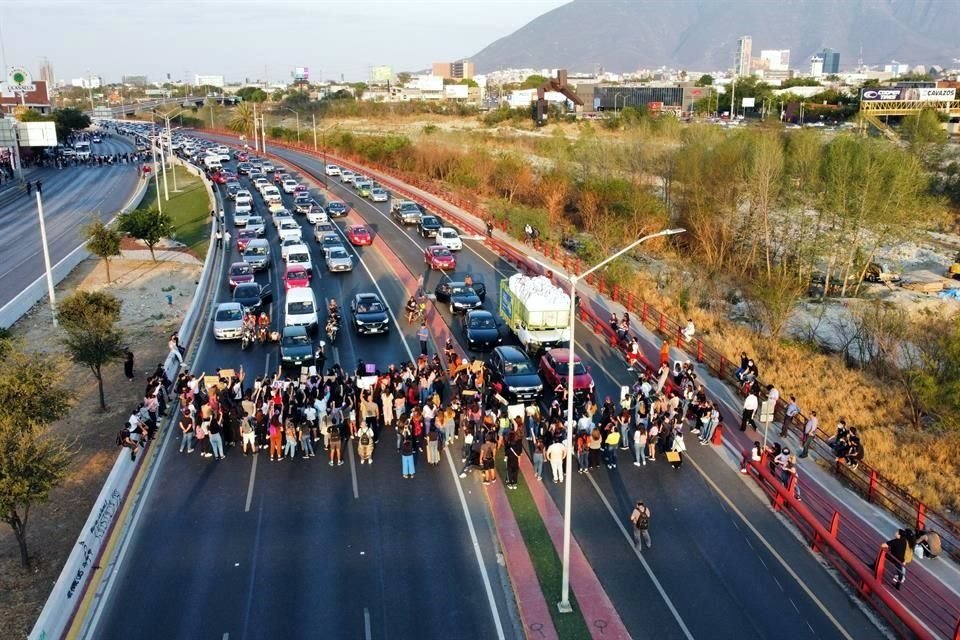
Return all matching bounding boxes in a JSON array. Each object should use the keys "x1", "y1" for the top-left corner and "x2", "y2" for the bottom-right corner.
[
  {"x1": 294, "y1": 184, "x2": 309, "y2": 195},
  {"x1": 228, "y1": 262, "x2": 255, "y2": 290},
  {"x1": 236, "y1": 228, "x2": 257, "y2": 253},
  {"x1": 283, "y1": 264, "x2": 311, "y2": 291},
  {"x1": 211, "y1": 171, "x2": 227, "y2": 184},
  {"x1": 238, "y1": 152, "x2": 249, "y2": 162},
  {"x1": 424, "y1": 245, "x2": 456, "y2": 270},
  {"x1": 346, "y1": 225, "x2": 373, "y2": 246},
  {"x1": 539, "y1": 348, "x2": 595, "y2": 401}
]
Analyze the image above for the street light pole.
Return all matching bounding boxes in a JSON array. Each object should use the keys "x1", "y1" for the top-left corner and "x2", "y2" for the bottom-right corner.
[
  {"x1": 35, "y1": 191, "x2": 57, "y2": 327},
  {"x1": 529, "y1": 227, "x2": 686, "y2": 614},
  {"x1": 261, "y1": 114, "x2": 267, "y2": 155},
  {"x1": 252, "y1": 103, "x2": 259, "y2": 152},
  {"x1": 312, "y1": 113, "x2": 318, "y2": 151}
]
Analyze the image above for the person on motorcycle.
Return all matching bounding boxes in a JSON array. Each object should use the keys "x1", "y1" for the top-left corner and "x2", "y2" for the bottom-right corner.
[
  {"x1": 326, "y1": 317, "x2": 339, "y2": 342},
  {"x1": 406, "y1": 296, "x2": 418, "y2": 323},
  {"x1": 258, "y1": 310, "x2": 270, "y2": 342},
  {"x1": 328, "y1": 298, "x2": 340, "y2": 317}
]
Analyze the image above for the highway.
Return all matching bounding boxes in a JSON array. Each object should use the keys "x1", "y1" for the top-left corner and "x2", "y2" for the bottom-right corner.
[
  {"x1": 0, "y1": 135, "x2": 139, "y2": 309},
  {"x1": 89, "y1": 139, "x2": 881, "y2": 640}
]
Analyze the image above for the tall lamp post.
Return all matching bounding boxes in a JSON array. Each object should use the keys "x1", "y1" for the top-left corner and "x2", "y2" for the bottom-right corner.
[
  {"x1": 282, "y1": 107, "x2": 300, "y2": 143},
  {"x1": 529, "y1": 227, "x2": 685, "y2": 614}
]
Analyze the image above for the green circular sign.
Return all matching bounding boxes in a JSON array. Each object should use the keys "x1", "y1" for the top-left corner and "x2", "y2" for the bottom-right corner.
[{"x1": 12, "y1": 71, "x2": 25, "y2": 84}]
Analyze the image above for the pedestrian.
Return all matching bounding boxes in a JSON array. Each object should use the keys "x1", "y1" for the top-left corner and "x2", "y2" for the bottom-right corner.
[
  {"x1": 26, "y1": 181, "x2": 31, "y2": 196},
  {"x1": 780, "y1": 395, "x2": 799, "y2": 437},
  {"x1": 546, "y1": 439, "x2": 567, "y2": 483},
  {"x1": 327, "y1": 417, "x2": 343, "y2": 466},
  {"x1": 505, "y1": 431, "x2": 522, "y2": 489},
  {"x1": 486, "y1": 219, "x2": 494, "y2": 237},
  {"x1": 240, "y1": 413, "x2": 256, "y2": 455},
  {"x1": 400, "y1": 433, "x2": 416, "y2": 478},
  {"x1": 299, "y1": 420, "x2": 315, "y2": 459},
  {"x1": 630, "y1": 500, "x2": 652, "y2": 551},
  {"x1": 215, "y1": 227, "x2": 223, "y2": 248},
  {"x1": 426, "y1": 426, "x2": 440, "y2": 464},
  {"x1": 740, "y1": 390, "x2": 758, "y2": 431},
  {"x1": 604, "y1": 426, "x2": 620, "y2": 468},
  {"x1": 124, "y1": 349, "x2": 135, "y2": 381},
  {"x1": 168, "y1": 334, "x2": 184, "y2": 366},
  {"x1": 208, "y1": 414, "x2": 225, "y2": 460},
  {"x1": 417, "y1": 323, "x2": 429, "y2": 356},
  {"x1": 481, "y1": 432, "x2": 497, "y2": 485},
  {"x1": 885, "y1": 529, "x2": 914, "y2": 590},
  {"x1": 35, "y1": 179, "x2": 42, "y2": 195},
  {"x1": 357, "y1": 420, "x2": 375, "y2": 464},
  {"x1": 800, "y1": 411, "x2": 818, "y2": 458},
  {"x1": 268, "y1": 416, "x2": 283, "y2": 461},
  {"x1": 532, "y1": 438, "x2": 545, "y2": 480},
  {"x1": 178, "y1": 409, "x2": 195, "y2": 453},
  {"x1": 633, "y1": 425, "x2": 647, "y2": 466},
  {"x1": 195, "y1": 417, "x2": 210, "y2": 457}
]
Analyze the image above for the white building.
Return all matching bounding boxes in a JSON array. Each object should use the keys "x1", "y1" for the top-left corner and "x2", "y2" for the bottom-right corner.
[
  {"x1": 194, "y1": 74, "x2": 225, "y2": 88},
  {"x1": 883, "y1": 62, "x2": 911, "y2": 76},
  {"x1": 759, "y1": 49, "x2": 790, "y2": 72},
  {"x1": 810, "y1": 56, "x2": 824, "y2": 77},
  {"x1": 71, "y1": 76, "x2": 102, "y2": 89},
  {"x1": 506, "y1": 88, "x2": 570, "y2": 109}
]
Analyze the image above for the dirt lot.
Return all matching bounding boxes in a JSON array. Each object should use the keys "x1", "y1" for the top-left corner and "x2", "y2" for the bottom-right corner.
[{"x1": 0, "y1": 256, "x2": 200, "y2": 638}]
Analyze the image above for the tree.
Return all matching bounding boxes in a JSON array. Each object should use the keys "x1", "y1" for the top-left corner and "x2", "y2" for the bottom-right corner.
[
  {"x1": 118, "y1": 207, "x2": 172, "y2": 261},
  {"x1": 396, "y1": 72, "x2": 413, "y2": 85},
  {"x1": 0, "y1": 419, "x2": 72, "y2": 569},
  {"x1": 0, "y1": 341, "x2": 73, "y2": 426},
  {"x1": 52, "y1": 107, "x2": 91, "y2": 142},
  {"x1": 519, "y1": 74, "x2": 548, "y2": 89},
  {"x1": 14, "y1": 107, "x2": 49, "y2": 122},
  {"x1": 228, "y1": 102, "x2": 256, "y2": 136},
  {"x1": 85, "y1": 218, "x2": 122, "y2": 282},
  {"x1": 695, "y1": 74, "x2": 714, "y2": 86},
  {"x1": 235, "y1": 86, "x2": 267, "y2": 103},
  {"x1": 901, "y1": 107, "x2": 948, "y2": 156},
  {"x1": 57, "y1": 291, "x2": 125, "y2": 410}
]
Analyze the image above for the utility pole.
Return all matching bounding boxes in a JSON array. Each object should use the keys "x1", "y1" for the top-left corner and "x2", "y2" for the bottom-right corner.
[
  {"x1": 35, "y1": 191, "x2": 57, "y2": 327},
  {"x1": 312, "y1": 113, "x2": 318, "y2": 151},
  {"x1": 252, "y1": 103, "x2": 259, "y2": 152},
  {"x1": 730, "y1": 76, "x2": 736, "y2": 119},
  {"x1": 261, "y1": 114, "x2": 267, "y2": 155}
]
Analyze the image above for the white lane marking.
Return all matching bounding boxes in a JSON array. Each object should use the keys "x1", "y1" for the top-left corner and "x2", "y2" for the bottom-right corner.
[
  {"x1": 683, "y1": 454, "x2": 856, "y2": 640},
  {"x1": 584, "y1": 471, "x2": 696, "y2": 640},
  {"x1": 244, "y1": 453, "x2": 258, "y2": 513},
  {"x1": 348, "y1": 438, "x2": 359, "y2": 499},
  {"x1": 363, "y1": 607, "x2": 372, "y2": 640}
]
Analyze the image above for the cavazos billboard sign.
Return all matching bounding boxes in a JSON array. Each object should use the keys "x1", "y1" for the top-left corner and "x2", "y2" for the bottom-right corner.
[{"x1": 917, "y1": 87, "x2": 956, "y2": 101}]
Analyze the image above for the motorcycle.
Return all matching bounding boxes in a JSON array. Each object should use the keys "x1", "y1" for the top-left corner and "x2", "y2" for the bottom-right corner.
[
  {"x1": 258, "y1": 324, "x2": 269, "y2": 345},
  {"x1": 241, "y1": 326, "x2": 255, "y2": 350}
]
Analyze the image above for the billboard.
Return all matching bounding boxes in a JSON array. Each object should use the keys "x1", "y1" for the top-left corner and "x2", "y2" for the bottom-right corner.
[
  {"x1": 294, "y1": 67, "x2": 309, "y2": 81},
  {"x1": 18, "y1": 121, "x2": 58, "y2": 147},
  {"x1": 741, "y1": 97, "x2": 756, "y2": 108},
  {"x1": 917, "y1": 87, "x2": 956, "y2": 101},
  {"x1": 861, "y1": 88, "x2": 903, "y2": 101}
]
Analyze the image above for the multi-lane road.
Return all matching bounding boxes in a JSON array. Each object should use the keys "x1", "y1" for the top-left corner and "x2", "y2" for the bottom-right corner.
[
  {"x1": 87, "y1": 138, "x2": 881, "y2": 640},
  {"x1": 0, "y1": 135, "x2": 139, "y2": 309}
]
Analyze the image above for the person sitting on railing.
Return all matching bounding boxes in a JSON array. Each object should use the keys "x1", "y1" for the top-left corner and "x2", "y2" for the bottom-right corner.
[
  {"x1": 609, "y1": 312, "x2": 619, "y2": 334},
  {"x1": 740, "y1": 440, "x2": 764, "y2": 473},
  {"x1": 618, "y1": 315, "x2": 630, "y2": 342},
  {"x1": 827, "y1": 419, "x2": 849, "y2": 454},
  {"x1": 915, "y1": 530, "x2": 942, "y2": 559},
  {"x1": 681, "y1": 318, "x2": 695, "y2": 342},
  {"x1": 626, "y1": 337, "x2": 641, "y2": 371}
]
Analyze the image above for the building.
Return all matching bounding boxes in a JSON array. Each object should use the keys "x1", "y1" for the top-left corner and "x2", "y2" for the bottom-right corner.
[
  {"x1": 370, "y1": 66, "x2": 393, "y2": 84},
  {"x1": 432, "y1": 60, "x2": 475, "y2": 80},
  {"x1": 194, "y1": 74, "x2": 225, "y2": 88},
  {"x1": 1, "y1": 80, "x2": 52, "y2": 115},
  {"x1": 820, "y1": 49, "x2": 840, "y2": 74},
  {"x1": 122, "y1": 75, "x2": 148, "y2": 87},
  {"x1": 810, "y1": 56, "x2": 825, "y2": 77},
  {"x1": 39, "y1": 58, "x2": 55, "y2": 89},
  {"x1": 593, "y1": 84, "x2": 707, "y2": 115},
  {"x1": 735, "y1": 36, "x2": 752, "y2": 76},
  {"x1": 883, "y1": 62, "x2": 911, "y2": 76},
  {"x1": 759, "y1": 49, "x2": 790, "y2": 72},
  {"x1": 71, "y1": 76, "x2": 102, "y2": 89}
]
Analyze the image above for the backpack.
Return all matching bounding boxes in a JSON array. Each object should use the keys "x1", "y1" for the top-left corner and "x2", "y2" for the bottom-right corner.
[
  {"x1": 116, "y1": 429, "x2": 128, "y2": 448},
  {"x1": 634, "y1": 508, "x2": 650, "y2": 530},
  {"x1": 904, "y1": 543, "x2": 914, "y2": 565},
  {"x1": 360, "y1": 430, "x2": 371, "y2": 446},
  {"x1": 427, "y1": 429, "x2": 438, "y2": 442},
  {"x1": 328, "y1": 425, "x2": 341, "y2": 442}
]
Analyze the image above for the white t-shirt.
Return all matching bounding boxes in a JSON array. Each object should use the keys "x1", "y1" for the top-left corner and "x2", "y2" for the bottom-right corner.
[
  {"x1": 744, "y1": 394, "x2": 759, "y2": 411},
  {"x1": 546, "y1": 442, "x2": 566, "y2": 463},
  {"x1": 767, "y1": 387, "x2": 780, "y2": 404}
]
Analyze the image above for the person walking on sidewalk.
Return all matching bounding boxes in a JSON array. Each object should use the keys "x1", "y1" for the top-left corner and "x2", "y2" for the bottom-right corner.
[
  {"x1": 800, "y1": 411, "x2": 819, "y2": 458},
  {"x1": 546, "y1": 439, "x2": 567, "y2": 483},
  {"x1": 740, "y1": 389, "x2": 759, "y2": 431},
  {"x1": 630, "y1": 500, "x2": 652, "y2": 551},
  {"x1": 885, "y1": 529, "x2": 914, "y2": 590}
]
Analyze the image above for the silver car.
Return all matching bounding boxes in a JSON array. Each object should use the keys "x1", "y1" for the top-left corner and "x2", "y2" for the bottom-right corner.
[
  {"x1": 246, "y1": 216, "x2": 266, "y2": 236},
  {"x1": 325, "y1": 246, "x2": 354, "y2": 272},
  {"x1": 213, "y1": 302, "x2": 245, "y2": 340}
]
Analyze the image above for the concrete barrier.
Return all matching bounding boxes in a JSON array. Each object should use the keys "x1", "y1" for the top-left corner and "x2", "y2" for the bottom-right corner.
[
  {"x1": 29, "y1": 160, "x2": 219, "y2": 640},
  {"x1": 0, "y1": 176, "x2": 149, "y2": 329}
]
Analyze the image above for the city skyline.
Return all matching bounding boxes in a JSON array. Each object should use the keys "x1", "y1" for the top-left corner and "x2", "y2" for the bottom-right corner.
[{"x1": 0, "y1": 0, "x2": 568, "y2": 84}]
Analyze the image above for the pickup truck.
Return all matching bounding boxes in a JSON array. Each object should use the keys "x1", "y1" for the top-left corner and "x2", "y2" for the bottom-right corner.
[{"x1": 390, "y1": 199, "x2": 422, "y2": 225}]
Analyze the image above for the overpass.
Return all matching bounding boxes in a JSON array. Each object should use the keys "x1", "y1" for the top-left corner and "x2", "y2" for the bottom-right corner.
[
  {"x1": 859, "y1": 94, "x2": 960, "y2": 139},
  {"x1": 89, "y1": 95, "x2": 239, "y2": 118}
]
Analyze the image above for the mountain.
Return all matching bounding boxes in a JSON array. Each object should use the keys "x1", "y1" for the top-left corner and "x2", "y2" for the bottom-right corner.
[{"x1": 470, "y1": 0, "x2": 960, "y2": 73}]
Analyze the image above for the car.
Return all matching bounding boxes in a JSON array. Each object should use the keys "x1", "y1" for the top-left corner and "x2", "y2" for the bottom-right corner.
[
  {"x1": 282, "y1": 264, "x2": 311, "y2": 291},
  {"x1": 305, "y1": 204, "x2": 327, "y2": 225},
  {"x1": 488, "y1": 346, "x2": 543, "y2": 403},
  {"x1": 210, "y1": 171, "x2": 227, "y2": 185},
  {"x1": 261, "y1": 161, "x2": 275, "y2": 172},
  {"x1": 246, "y1": 216, "x2": 266, "y2": 236},
  {"x1": 436, "y1": 227, "x2": 462, "y2": 251},
  {"x1": 282, "y1": 179, "x2": 299, "y2": 194},
  {"x1": 325, "y1": 246, "x2": 354, "y2": 272},
  {"x1": 356, "y1": 181, "x2": 373, "y2": 198},
  {"x1": 294, "y1": 184, "x2": 309, "y2": 196},
  {"x1": 351, "y1": 293, "x2": 389, "y2": 335},
  {"x1": 235, "y1": 189, "x2": 253, "y2": 204},
  {"x1": 319, "y1": 232, "x2": 346, "y2": 257},
  {"x1": 227, "y1": 261, "x2": 255, "y2": 290},
  {"x1": 293, "y1": 192, "x2": 312, "y2": 210},
  {"x1": 213, "y1": 302, "x2": 245, "y2": 341},
  {"x1": 284, "y1": 287, "x2": 318, "y2": 331},
  {"x1": 273, "y1": 170, "x2": 284, "y2": 184},
  {"x1": 252, "y1": 177, "x2": 270, "y2": 192},
  {"x1": 434, "y1": 280, "x2": 486, "y2": 312},
  {"x1": 237, "y1": 152, "x2": 249, "y2": 162},
  {"x1": 539, "y1": 348, "x2": 595, "y2": 402},
  {"x1": 346, "y1": 225, "x2": 373, "y2": 246},
  {"x1": 241, "y1": 238, "x2": 270, "y2": 270},
  {"x1": 91, "y1": 135, "x2": 102, "y2": 144},
  {"x1": 232, "y1": 282, "x2": 272, "y2": 312},
  {"x1": 279, "y1": 325, "x2": 315, "y2": 368},
  {"x1": 262, "y1": 186, "x2": 282, "y2": 204},
  {"x1": 226, "y1": 182, "x2": 241, "y2": 199},
  {"x1": 392, "y1": 201, "x2": 422, "y2": 225},
  {"x1": 267, "y1": 200, "x2": 287, "y2": 214},
  {"x1": 285, "y1": 245, "x2": 313, "y2": 274},
  {"x1": 340, "y1": 170, "x2": 355, "y2": 184},
  {"x1": 462, "y1": 310, "x2": 501, "y2": 350},
  {"x1": 325, "y1": 164, "x2": 341, "y2": 176},
  {"x1": 327, "y1": 201, "x2": 348, "y2": 217},
  {"x1": 313, "y1": 222, "x2": 335, "y2": 242},
  {"x1": 233, "y1": 207, "x2": 251, "y2": 227},
  {"x1": 235, "y1": 229, "x2": 257, "y2": 253},
  {"x1": 280, "y1": 236, "x2": 305, "y2": 259},
  {"x1": 272, "y1": 210, "x2": 294, "y2": 230},
  {"x1": 418, "y1": 215, "x2": 443, "y2": 238},
  {"x1": 370, "y1": 187, "x2": 388, "y2": 203},
  {"x1": 424, "y1": 245, "x2": 456, "y2": 270},
  {"x1": 278, "y1": 219, "x2": 303, "y2": 243}
]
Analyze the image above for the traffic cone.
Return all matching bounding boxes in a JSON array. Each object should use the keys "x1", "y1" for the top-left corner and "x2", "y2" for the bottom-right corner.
[{"x1": 711, "y1": 423, "x2": 723, "y2": 445}]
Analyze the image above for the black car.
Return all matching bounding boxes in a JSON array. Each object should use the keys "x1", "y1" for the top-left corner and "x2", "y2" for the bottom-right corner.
[
  {"x1": 280, "y1": 326, "x2": 314, "y2": 368},
  {"x1": 434, "y1": 280, "x2": 486, "y2": 313},
  {"x1": 351, "y1": 292, "x2": 390, "y2": 335},
  {"x1": 488, "y1": 346, "x2": 543, "y2": 403},
  {"x1": 418, "y1": 215, "x2": 443, "y2": 238},
  {"x1": 226, "y1": 182, "x2": 241, "y2": 199},
  {"x1": 233, "y1": 282, "x2": 272, "y2": 313},
  {"x1": 462, "y1": 310, "x2": 501, "y2": 350},
  {"x1": 236, "y1": 162, "x2": 253, "y2": 175},
  {"x1": 327, "y1": 201, "x2": 349, "y2": 217}
]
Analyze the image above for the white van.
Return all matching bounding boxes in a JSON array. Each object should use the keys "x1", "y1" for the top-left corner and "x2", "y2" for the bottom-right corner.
[
  {"x1": 204, "y1": 155, "x2": 222, "y2": 171},
  {"x1": 284, "y1": 287, "x2": 318, "y2": 332}
]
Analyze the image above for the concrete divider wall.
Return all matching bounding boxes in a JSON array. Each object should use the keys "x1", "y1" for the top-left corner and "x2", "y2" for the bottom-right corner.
[{"x1": 29, "y1": 159, "x2": 219, "y2": 640}]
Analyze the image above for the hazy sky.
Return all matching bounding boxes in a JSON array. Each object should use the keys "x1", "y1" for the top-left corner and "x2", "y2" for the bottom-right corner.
[{"x1": 0, "y1": 0, "x2": 568, "y2": 84}]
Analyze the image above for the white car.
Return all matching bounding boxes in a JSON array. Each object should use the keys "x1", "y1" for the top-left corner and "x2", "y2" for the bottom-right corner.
[
  {"x1": 278, "y1": 219, "x2": 303, "y2": 243},
  {"x1": 325, "y1": 164, "x2": 341, "y2": 176},
  {"x1": 282, "y1": 179, "x2": 299, "y2": 194},
  {"x1": 253, "y1": 177, "x2": 270, "y2": 192},
  {"x1": 234, "y1": 203, "x2": 252, "y2": 220},
  {"x1": 273, "y1": 210, "x2": 294, "y2": 230},
  {"x1": 436, "y1": 227, "x2": 462, "y2": 251},
  {"x1": 281, "y1": 237, "x2": 306, "y2": 259},
  {"x1": 262, "y1": 186, "x2": 282, "y2": 204},
  {"x1": 305, "y1": 205, "x2": 327, "y2": 225},
  {"x1": 370, "y1": 188, "x2": 388, "y2": 203},
  {"x1": 285, "y1": 245, "x2": 313, "y2": 274},
  {"x1": 268, "y1": 200, "x2": 288, "y2": 214},
  {"x1": 213, "y1": 302, "x2": 244, "y2": 340},
  {"x1": 261, "y1": 161, "x2": 275, "y2": 172},
  {"x1": 340, "y1": 170, "x2": 355, "y2": 184}
]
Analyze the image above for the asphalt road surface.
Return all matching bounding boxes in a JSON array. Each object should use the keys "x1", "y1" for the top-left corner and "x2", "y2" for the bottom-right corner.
[
  {"x1": 0, "y1": 135, "x2": 139, "y2": 309},
  {"x1": 90, "y1": 139, "x2": 882, "y2": 640}
]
